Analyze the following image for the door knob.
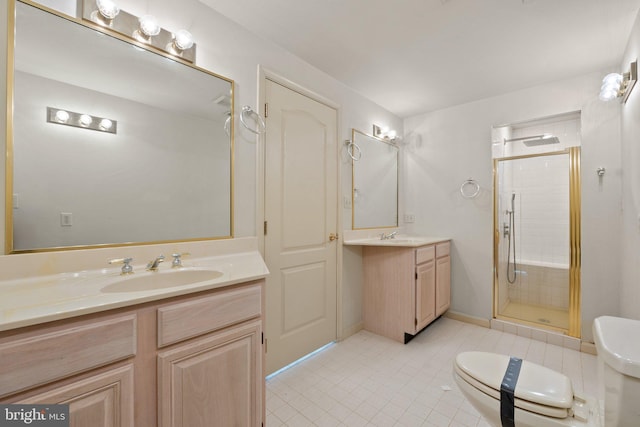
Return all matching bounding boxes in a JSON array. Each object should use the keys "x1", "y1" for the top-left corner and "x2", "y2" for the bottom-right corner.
[{"x1": 329, "y1": 233, "x2": 339, "y2": 242}]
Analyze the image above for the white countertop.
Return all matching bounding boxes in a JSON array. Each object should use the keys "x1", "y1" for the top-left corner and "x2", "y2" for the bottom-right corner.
[
  {"x1": 343, "y1": 235, "x2": 450, "y2": 247},
  {"x1": 0, "y1": 250, "x2": 269, "y2": 332}
]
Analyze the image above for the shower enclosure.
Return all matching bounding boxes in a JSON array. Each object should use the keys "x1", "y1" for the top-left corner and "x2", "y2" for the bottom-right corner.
[{"x1": 493, "y1": 119, "x2": 581, "y2": 338}]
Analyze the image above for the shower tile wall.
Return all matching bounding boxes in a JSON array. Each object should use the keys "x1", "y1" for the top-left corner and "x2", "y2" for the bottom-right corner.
[{"x1": 502, "y1": 154, "x2": 570, "y2": 310}]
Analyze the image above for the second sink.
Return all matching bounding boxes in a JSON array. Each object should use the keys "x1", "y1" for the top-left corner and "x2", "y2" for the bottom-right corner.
[{"x1": 101, "y1": 269, "x2": 223, "y2": 293}]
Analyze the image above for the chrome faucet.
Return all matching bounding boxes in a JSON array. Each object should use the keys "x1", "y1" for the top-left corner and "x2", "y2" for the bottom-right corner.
[
  {"x1": 171, "y1": 252, "x2": 190, "y2": 268},
  {"x1": 146, "y1": 255, "x2": 165, "y2": 271},
  {"x1": 380, "y1": 231, "x2": 397, "y2": 240},
  {"x1": 109, "y1": 257, "x2": 134, "y2": 275}
]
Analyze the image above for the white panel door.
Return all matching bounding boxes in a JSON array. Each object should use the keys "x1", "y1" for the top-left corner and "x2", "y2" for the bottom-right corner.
[{"x1": 264, "y1": 79, "x2": 338, "y2": 375}]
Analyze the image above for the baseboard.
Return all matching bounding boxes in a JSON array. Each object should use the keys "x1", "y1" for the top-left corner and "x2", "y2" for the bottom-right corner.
[
  {"x1": 581, "y1": 341, "x2": 597, "y2": 355},
  {"x1": 444, "y1": 311, "x2": 491, "y2": 328}
]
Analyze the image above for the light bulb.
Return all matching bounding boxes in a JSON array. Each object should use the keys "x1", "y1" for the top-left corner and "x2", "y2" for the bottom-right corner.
[
  {"x1": 99, "y1": 118, "x2": 113, "y2": 130},
  {"x1": 139, "y1": 15, "x2": 161, "y2": 37},
  {"x1": 387, "y1": 130, "x2": 397, "y2": 140},
  {"x1": 174, "y1": 29, "x2": 194, "y2": 50},
  {"x1": 55, "y1": 110, "x2": 69, "y2": 123},
  {"x1": 96, "y1": 0, "x2": 119, "y2": 20},
  {"x1": 602, "y1": 73, "x2": 623, "y2": 87},
  {"x1": 79, "y1": 114, "x2": 93, "y2": 126},
  {"x1": 600, "y1": 82, "x2": 619, "y2": 93},
  {"x1": 599, "y1": 89, "x2": 619, "y2": 101}
]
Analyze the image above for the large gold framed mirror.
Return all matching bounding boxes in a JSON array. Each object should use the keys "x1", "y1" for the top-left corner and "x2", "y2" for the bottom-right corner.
[
  {"x1": 351, "y1": 129, "x2": 398, "y2": 229},
  {"x1": 6, "y1": 0, "x2": 235, "y2": 253}
]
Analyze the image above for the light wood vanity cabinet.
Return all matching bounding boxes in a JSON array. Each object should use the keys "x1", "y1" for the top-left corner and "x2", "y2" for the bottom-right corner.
[
  {"x1": 0, "y1": 280, "x2": 265, "y2": 427},
  {"x1": 363, "y1": 241, "x2": 451, "y2": 343},
  {"x1": 156, "y1": 284, "x2": 263, "y2": 427}
]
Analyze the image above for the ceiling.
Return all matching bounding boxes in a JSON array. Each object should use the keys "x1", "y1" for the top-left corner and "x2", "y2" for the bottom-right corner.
[{"x1": 199, "y1": 0, "x2": 640, "y2": 118}]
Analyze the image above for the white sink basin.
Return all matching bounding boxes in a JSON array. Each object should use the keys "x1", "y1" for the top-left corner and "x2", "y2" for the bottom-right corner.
[{"x1": 101, "y1": 269, "x2": 223, "y2": 293}]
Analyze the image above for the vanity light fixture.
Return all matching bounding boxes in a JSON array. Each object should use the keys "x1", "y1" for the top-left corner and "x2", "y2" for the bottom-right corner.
[
  {"x1": 373, "y1": 124, "x2": 398, "y2": 142},
  {"x1": 599, "y1": 60, "x2": 637, "y2": 103},
  {"x1": 96, "y1": 0, "x2": 119, "y2": 20},
  {"x1": 83, "y1": 0, "x2": 196, "y2": 62},
  {"x1": 138, "y1": 15, "x2": 161, "y2": 38},
  {"x1": 47, "y1": 107, "x2": 117, "y2": 134},
  {"x1": 173, "y1": 29, "x2": 194, "y2": 51}
]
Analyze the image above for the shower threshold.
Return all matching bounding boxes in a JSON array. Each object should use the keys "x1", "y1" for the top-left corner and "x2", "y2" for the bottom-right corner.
[{"x1": 498, "y1": 301, "x2": 569, "y2": 332}]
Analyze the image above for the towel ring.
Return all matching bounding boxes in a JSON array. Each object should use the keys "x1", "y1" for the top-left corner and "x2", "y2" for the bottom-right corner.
[
  {"x1": 240, "y1": 106, "x2": 266, "y2": 135},
  {"x1": 345, "y1": 140, "x2": 362, "y2": 161},
  {"x1": 460, "y1": 178, "x2": 480, "y2": 199}
]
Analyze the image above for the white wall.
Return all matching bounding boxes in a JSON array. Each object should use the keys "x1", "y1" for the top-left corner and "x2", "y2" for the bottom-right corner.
[
  {"x1": 620, "y1": 11, "x2": 640, "y2": 319},
  {"x1": 404, "y1": 71, "x2": 622, "y2": 341}
]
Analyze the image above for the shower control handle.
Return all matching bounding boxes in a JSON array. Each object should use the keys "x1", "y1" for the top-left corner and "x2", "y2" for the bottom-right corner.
[{"x1": 503, "y1": 222, "x2": 510, "y2": 238}]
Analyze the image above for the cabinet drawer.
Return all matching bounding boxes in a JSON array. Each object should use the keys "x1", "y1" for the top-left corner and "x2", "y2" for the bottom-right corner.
[
  {"x1": 436, "y1": 242, "x2": 451, "y2": 258},
  {"x1": 157, "y1": 284, "x2": 262, "y2": 347},
  {"x1": 0, "y1": 314, "x2": 136, "y2": 398},
  {"x1": 415, "y1": 245, "x2": 435, "y2": 264},
  {"x1": 436, "y1": 241, "x2": 450, "y2": 258}
]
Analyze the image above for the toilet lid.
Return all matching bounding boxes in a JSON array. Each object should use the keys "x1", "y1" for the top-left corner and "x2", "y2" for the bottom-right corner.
[{"x1": 455, "y1": 352, "x2": 574, "y2": 418}]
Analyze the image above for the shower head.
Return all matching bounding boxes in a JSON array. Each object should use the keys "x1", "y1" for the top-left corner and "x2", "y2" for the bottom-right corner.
[
  {"x1": 503, "y1": 134, "x2": 560, "y2": 146},
  {"x1": 522, "y1": 135, "x2": 560, "y2": 147}
]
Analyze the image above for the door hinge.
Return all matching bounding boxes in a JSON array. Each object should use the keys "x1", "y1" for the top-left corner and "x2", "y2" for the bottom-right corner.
[
  {"x1": 264, "y1": 103, "x2": 268, "y2": 118},
  {"x1": 264, "y1": 220, "x2": 267, "y2": 235}
]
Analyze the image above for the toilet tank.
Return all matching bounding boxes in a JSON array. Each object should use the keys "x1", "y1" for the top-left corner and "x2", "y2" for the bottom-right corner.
[{"x1": 593, "y1": 316, "x2": 640, "y2": 427}]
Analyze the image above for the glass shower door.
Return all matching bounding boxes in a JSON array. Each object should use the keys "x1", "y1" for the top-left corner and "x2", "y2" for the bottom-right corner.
[{"x1": 493, "y1": 148, "x2": 580, "y2": 336}]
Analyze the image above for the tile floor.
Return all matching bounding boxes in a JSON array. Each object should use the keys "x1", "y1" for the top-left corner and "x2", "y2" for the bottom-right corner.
[{"x1": 266, "y1": 317, "x2": 600, "y2": 426}]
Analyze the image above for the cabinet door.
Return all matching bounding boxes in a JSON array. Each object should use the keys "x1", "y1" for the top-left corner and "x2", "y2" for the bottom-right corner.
[
  {"x1": 436, "y1": 255, "x2": 451, "y2": 316},
  {"x1": 18, "y1": 365, "x2": 134, "y2": 427},
  {"x1": 415, "y1": 260, "x2": 436, "y2": 332},
  {"x1": 158, "y1": 320, "x2": 262, "y2": 427}
]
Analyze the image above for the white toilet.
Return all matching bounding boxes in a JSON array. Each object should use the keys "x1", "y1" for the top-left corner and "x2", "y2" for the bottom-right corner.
[{"x1": 453, "y1": 316, "x2": 640, "y2": 427}]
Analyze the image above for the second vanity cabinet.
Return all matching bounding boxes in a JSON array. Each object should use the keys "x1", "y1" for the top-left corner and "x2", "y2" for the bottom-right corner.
[
  {"x1": 363, "y1": 241, "x2": 450, "y2": 343},
  {"x1": 0, "y1": 279, "x2": 265, "y2": 427}
]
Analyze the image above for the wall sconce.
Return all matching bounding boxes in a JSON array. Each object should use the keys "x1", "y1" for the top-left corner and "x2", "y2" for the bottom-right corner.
[
  {"x1": 82, "y1": 0, "x2": 196, "y2": 63},
  {"x1": 373, "y1": 124, "x2": 398, "y2": 142},
  {"x1": 599, "y1": 60, "x2": 637, "y2": 103},
  {"x1": 47, "y1": 107, "x2": 117, "y2": 134}
]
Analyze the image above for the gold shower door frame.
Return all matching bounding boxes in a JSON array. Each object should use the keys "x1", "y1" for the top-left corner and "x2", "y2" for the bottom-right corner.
[{"x1": 492, "y1": 147, "x2": 581, "y2": 338}]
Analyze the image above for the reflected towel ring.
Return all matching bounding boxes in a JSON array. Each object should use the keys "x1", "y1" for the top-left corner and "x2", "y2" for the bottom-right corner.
[
  {"x1": 345, "y1": 140, "x2": 362, "y2": 161},
  {"x1": 223, "y1": 111, "x2": 231, "y2": 137},
  {"x1": 240, "y1": 105, "x2": 266, "y2": 135},
  {"x1": 460, "y1": 178, "x2": 480, "y2": 199}
]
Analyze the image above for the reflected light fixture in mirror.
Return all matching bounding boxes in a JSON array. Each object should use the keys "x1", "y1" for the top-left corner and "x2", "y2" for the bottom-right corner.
[
  {"x1": 373, "y1": 124, "x2": 398, "y2": 142},
  {"x1": 47, "y1": 107, "x2": 118, "y2": 134},
  {"x1": 83, "y1": 0, "x2": 196, "y2": 62}
]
